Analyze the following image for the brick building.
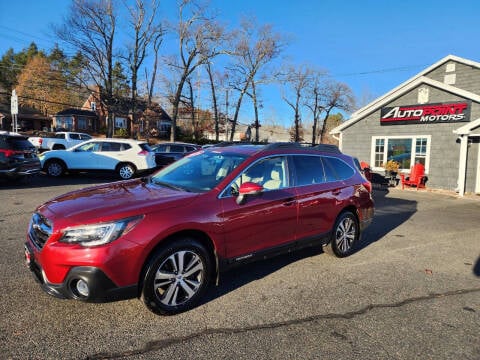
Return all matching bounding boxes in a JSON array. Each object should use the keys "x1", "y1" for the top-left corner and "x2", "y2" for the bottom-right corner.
[{"x1": 331, "y1": 55, "x2": 480, "y2": 196}]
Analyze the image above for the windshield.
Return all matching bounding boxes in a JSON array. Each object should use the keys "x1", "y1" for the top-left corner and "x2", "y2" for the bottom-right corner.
[{"x1": 151, "y1": 150, "x2": 247, "y2": 193}]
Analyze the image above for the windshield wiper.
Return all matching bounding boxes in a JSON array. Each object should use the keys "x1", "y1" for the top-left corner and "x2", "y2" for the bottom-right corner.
[{"x1": 151, "y1": 179, "x2": 190, "y2": 192}]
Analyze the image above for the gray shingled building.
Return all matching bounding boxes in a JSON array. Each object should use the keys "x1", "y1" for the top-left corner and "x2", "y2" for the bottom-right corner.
[{"x1": 330, "y1": 55, "x2": 480, "y2": 196}]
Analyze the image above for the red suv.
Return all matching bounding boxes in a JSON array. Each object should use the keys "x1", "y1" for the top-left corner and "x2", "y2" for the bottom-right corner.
[{"x1": 25, "y1": 143, "x2": 374, "y2": 315}]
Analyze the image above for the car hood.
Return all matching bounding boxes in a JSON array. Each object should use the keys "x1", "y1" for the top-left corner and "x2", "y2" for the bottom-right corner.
[{"x1": 38, "y1": 178, "x2": 200, "y2": 224}]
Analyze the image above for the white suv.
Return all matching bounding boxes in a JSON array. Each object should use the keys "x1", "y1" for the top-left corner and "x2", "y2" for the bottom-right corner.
[{"x1": 39, "y1": 138, "x2": 156, "y2": 179}]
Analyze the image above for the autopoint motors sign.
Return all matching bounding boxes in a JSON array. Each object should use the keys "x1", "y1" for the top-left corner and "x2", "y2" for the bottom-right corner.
[{"x1": 380, "y1": 101, "x2": 470, "y2": 125}]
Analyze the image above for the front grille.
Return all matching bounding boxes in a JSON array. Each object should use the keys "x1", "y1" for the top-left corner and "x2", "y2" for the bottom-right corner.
[{"x1": 29, "y1": 213, "x2": 53, "y2": 249}]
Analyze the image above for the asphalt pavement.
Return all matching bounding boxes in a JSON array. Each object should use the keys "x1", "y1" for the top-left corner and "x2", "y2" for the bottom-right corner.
[{"x1": 1, "y1": 175, "x2": 479, "y2": 359}]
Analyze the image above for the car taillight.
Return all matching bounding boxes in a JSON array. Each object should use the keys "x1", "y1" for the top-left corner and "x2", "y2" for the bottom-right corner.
[
  {"x1": 0, "y1": 149, "x2": 15, "y2": 157},
  {"x1": 138, "y1": 150, "x2": 150, "y2": 156},
  {"x1": 39, "y1": 138, "x2": 43, "y2": 145},
  {"x1": 363, "y1": 180, "x2": 372, "y2": 193}
]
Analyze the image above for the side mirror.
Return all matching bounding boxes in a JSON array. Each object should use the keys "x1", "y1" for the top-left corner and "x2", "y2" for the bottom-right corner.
[{"x1": 236, "y1": 182, "x2": 263, "y2": 205}]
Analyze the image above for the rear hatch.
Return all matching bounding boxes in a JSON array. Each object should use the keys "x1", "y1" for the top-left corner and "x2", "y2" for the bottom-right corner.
[{"x1": 0, "y1": 134, "x2": 41, "y2": 176}]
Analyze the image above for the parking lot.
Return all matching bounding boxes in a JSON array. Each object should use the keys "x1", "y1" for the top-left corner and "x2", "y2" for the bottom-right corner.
[{"x1": 1, "y1": 175, "x2": 479, "y2": 359}]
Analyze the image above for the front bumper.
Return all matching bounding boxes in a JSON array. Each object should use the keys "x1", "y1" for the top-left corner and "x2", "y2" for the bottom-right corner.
[{"x1": 24, "y1": 242, "x2": 137, "y2": 302}]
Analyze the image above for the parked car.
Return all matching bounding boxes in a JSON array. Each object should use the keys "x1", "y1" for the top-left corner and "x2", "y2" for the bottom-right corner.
[
  {"x1": 0, "y1": 131, "x2": 41, "y2": 181},
  {"x1": 29, "y1": 132, "x2": 92, "y2": 152},
  {"x1": 25, "y1": 143, "x2": 374, "y2": 315},
  {"x1": 151, "y1": 142, "x2": 201, "y2": 167},
  {"x1": 39, "y1": 138, "x2": 156, "y2": 180}
]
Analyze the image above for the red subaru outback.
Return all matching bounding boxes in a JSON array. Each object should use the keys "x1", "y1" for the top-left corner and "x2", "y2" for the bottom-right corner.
[{"x1": 25, "y1": 143, "x2": 374, "y2": 315}]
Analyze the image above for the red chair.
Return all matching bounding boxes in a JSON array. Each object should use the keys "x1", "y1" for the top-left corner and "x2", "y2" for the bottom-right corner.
[{"x1": 400, "y1": 163, "x2": 427, "y2": 190}]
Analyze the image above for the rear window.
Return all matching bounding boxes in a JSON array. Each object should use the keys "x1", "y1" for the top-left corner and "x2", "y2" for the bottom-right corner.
[
  {"x1": 5, "y1": 137, "x2": 35, "y2": 151},
  {"x1": 322, "y1": 157, "x2": 355, "y2": 181}
]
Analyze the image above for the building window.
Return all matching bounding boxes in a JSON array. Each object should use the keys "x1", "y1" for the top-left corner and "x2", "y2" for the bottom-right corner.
[
  {"x1": 415, "y1": 137, "x2": 428, "y2": 166},
  {"x1": 374, "y1": 138, "x2": 385, "y2": 168},
  {"x1": 115, "y1": 117, "x2": 127, "y2": 129},
  {"x1": 56, "y1": 116, "x2": 73, "y2": 131},
  {"x1": 371, "y1": 136, "x2": 430, "y2": 172},
  {"x1": 78, "y1": 117, "x2": 88, "y2": 130}
]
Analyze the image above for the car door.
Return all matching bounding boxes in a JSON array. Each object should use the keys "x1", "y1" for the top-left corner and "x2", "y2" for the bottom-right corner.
[
  {"x1": 97, "y1": 141, "x2": 123, "y2": 170},
  {"x1": 219, "y1": 156, "x2": 298, "y2": 259},
  {"x1": 68, "y1": 141, "x2": 101, "y2": 169},
  {"x1": 292, "y1": 155, "x2": 353, "y2": 240}
]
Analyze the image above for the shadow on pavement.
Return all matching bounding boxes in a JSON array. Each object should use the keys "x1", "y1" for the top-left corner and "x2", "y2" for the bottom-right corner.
[
  {"x1": 356, "y1": 188, "x2": 418, "y2": 251},
  {"x1": 204, "y1": 188, "x2": 418, "y2": 306}
]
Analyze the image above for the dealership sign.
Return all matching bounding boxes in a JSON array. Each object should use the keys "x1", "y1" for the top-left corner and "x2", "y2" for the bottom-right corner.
[{"x1": 380, "y1": 102, "x2": 471, "y2": 125}]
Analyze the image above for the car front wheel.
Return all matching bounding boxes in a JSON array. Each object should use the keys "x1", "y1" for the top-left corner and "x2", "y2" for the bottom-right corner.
[
  {"x1": 325, "y1": 211, "x2": 359, "y2": 258},
  {"x1": 141, "y1": 239, "x2": 212, "y2": 315},
  {"x1": 117, "y1": 163, "x2": 136, "y2": 179},
  {"x1": 45, "y1": 159, "x2": 65, "y2": 177}
]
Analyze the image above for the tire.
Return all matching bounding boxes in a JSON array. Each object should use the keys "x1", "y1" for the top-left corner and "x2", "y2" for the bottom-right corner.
[
  {"x1": 325, "y1": 211, "x2": 359, "y2": 258},
  {"x1": 141, "y1": 238, "x2": 212, "y2": 315},
  {"x1": 117, "y1": 163, "x2": 136, "y2": 180},
  {"x1": 44, "y1": 159, "x2": 65, "y2": 177}
]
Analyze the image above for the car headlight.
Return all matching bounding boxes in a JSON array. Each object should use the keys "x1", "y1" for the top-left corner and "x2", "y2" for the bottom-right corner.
[{"x1": 59, "y1": 216, "x2": 143, "y2": 247}]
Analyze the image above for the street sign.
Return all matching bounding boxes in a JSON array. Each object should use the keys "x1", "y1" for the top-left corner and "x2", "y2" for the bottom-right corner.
[{"x1": 11, "y1": 89, "x2": 18, "y2": 115}]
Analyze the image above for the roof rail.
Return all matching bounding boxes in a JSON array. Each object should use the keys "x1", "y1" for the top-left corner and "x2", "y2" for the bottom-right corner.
[
  {"x1": 263, "y1": 142, "x2": 303, "y2": 150},
  {"x1": 312, "y1": 144, "x2": 341, "y2": 153}
]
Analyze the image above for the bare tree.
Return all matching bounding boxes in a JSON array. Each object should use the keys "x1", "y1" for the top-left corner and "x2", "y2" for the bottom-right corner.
[
  {"x1": 165, "y1": 0, "x2": 227, "y2": 142},
  {"x1": 124, "y1": 0, "x2": 162, "y2": 138},
  {"x1": 205, "y1": 61, "x2": 221, "y2": 140},
  {"x1": 54, "y1": 0, "x2": 118, "y2": 137},
  {"x1": 318, "y1": 81, "x2": 354, "y2": 143},
  {"x1": 229, "y1": 19, "x2": 284, "y2": 141},
  {"x1": 304, "y1": 69, "x2": 327, "y2": 145},
  {"x1": 282, "y1": 64, "x2": 312, "y2": 142}
]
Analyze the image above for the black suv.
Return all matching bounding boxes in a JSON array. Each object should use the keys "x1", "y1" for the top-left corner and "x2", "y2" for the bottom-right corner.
[
  {"x1": 0, "y1": 132, "x2": 41, "y2": 181},
  {"x1": 151, "y1": 142, "x2": 201, "y2": 167}
]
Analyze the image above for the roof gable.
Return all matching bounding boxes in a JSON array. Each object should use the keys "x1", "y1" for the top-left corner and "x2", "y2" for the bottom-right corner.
[{"x1": 331, "y1": 55, "x2": 480, "y2": 134}]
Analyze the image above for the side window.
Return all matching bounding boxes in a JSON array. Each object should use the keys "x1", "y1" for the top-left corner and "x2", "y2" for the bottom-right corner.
[
  {"x1": 80, "y1": 134, "x2": 92, "y2": 140},
  {"x1": 292, "y1": 155, "x2": 325, "y2": 185},
  {"x1": 121, "y1": 143, "x2": 132, "y2": 151},
  {"x1": 322, "y1": 157, "x2": 355, "y2": 181},
  {"x1": 235, "y1": 156, "x2": 288, "y2": 191},
  {"x1": 78, "y1": 142, "x2": 100, "y2": 152},
  {"x1": 69, "y1": 133, "x2": 80, "y2": 140},
  {"x1": 101, "y1": 142, "x2": 121, "y2": 152},
  {"x1": 170, "y1": 145, "x2": 184, "y2": 152}
]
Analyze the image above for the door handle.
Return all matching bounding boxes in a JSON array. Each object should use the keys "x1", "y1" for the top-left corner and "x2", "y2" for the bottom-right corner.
[{"x1": 282, "y1": 197, "x2": 296, "y2": 206}]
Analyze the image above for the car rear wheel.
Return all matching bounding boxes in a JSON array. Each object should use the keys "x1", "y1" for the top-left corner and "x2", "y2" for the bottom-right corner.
[
  {"x1": 325, "y1": 211, "x2": 359, "y2": 258},
  {"x1": 141, "y1": 238, "x2": 212, "y2": 315},
  {"x1": 45, "y1": 159, "x2": 65, "y2": 177},
  {"x1": 117, "y1": 163, "x2": 136, "y2": 180}
]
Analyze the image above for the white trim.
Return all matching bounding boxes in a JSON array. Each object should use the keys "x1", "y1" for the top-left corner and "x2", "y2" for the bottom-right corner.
[
  {"x1": 457, "y1": 135, "x2": 469, "y2": 196},
  {"x1": 331, "y1": 76, "x2": 480, "y2": 135},
  {"x1": 476, "y1": 140, "x2": 480, "y2": 194},
  {"x1": 351, "y1": 55, "x2": 480, "y2": 119},
  {"x1": 453, "y1": 117, "x2": 480, "y2": 135},
  {"x1": 370, "y1": 135, "x2": 431, "y2": 173}
]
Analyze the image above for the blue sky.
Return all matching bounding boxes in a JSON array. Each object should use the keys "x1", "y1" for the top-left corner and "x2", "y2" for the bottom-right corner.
[{"x1": 1, "y1": 0, "x2": 480, "y2": 127}]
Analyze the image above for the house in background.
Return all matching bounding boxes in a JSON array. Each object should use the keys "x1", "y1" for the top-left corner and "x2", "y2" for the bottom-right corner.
[
  {"x1": 81, "y1": 89, "x2": 172, "y2": 138},
  {"x1": 0, "y1": 103, "x2": 52, "y2": 132},
  {"x1": 53, "y1": 108, "x2": 97, "y2": 132}
]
